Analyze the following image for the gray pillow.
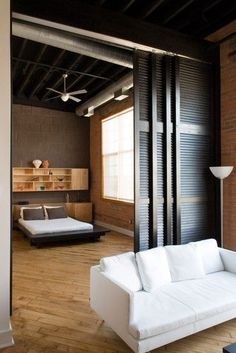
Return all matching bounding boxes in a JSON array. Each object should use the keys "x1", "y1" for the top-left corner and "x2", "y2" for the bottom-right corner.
[
  {"x1": 47, "y1": 206, "x2": 68, "y2": 219},
  {"x1": 23, "y1": 207, "x2": 45, "y2": 220}
]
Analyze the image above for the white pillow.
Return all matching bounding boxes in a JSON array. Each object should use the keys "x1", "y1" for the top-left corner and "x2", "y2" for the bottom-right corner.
[
  {"x1": 191, "y1": 238, "x2": 224, "y2": 274},
  {"x1": 165, "y1": 244, "x2": 205, "y2": 282},
  {"x1": 136, "y1": 247, "x2": 171, "y2": 293},
  {"x1": 100, "y1": 252, "x2": 142, "y2": 292},
  {"x1": 20, "y1": 206, "x2": 42, "y2": 219}
]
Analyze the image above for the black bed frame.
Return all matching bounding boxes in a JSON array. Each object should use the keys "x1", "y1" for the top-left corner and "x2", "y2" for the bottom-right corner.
[{"x1": 17, "y1": 222, "x2": 110, "y2": 247}]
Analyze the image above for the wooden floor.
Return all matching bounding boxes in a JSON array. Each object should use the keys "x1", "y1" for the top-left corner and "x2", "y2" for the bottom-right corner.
[{"x1": 1, "y1": 231, "x2": 236, "y2": 353}]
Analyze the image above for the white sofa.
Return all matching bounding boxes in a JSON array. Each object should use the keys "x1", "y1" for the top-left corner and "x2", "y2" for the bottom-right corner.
[{"x1": 90, "y1": 239, "x2": 236, "y2": 353}]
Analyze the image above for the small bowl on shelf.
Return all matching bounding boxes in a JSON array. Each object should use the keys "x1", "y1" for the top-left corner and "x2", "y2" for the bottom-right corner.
[{"x1": 56, "y1": 177, "x2": 64, "y2": 182}]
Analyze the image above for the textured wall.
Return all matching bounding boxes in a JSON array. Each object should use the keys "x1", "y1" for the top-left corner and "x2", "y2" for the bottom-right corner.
[
  {"x1": 12, "y1": 104, "x2": 90, "y2": 167},
  {"x1": 90, "y1": 97, "x2": 134, "y2": 232},
  {"x1": 208, "y1": 21, "x2": 236, "y2": 250},
  {"x1": 12, "y1": 104, "x2": 90, "y2": 204}
]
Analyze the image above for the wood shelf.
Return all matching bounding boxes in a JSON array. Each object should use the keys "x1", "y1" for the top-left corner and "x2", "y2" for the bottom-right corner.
[{"x1": 13, "y1": 167, "x2": 88, "y2": 192}]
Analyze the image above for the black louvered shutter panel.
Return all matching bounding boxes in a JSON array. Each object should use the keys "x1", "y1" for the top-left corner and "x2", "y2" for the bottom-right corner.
[
  {"x1": 178, "y1": 58, "x2": 212, "y2": 244},
  {"x1": 134, "y1": 51, "x2": 151, "y2": 251}
]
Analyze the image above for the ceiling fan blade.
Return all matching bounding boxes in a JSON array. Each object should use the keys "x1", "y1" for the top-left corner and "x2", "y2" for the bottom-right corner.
[
  {"x1": 46, "y1": 87, "x2": 62, "y2": 95},
  {"x1": 69, "y1": 95, "x2": 81, "y2": 103},
  {"x1": 67, "y1": 89, "x2": 87, "y2": 95},
  {"x1": 44, "y1": 94, "x2": 61, "y2": 102}
]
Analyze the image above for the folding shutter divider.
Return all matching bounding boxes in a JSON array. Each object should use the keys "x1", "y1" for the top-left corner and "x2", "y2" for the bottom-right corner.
[
  {"x1": 134, "y1": 49, "x2": 215, "y2": 251},
  {"x1": 173, "y1": 56, "x2": 181, "y2": 245},
  {"x1": 150, "y1": 53, "x2": 158, "y2": 248},
  {"x1": 134, "y1": 50, "x2": 151, "y2": 252},
  {"x1": 163, "y1": 56, "x2": 172, "y2": 245}
]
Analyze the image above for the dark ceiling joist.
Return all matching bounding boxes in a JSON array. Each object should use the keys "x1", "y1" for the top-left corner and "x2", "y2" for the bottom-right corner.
[
  {"x1": 84, "y1": 66, "x2": 128, "y2": 101},
  {"x1": 29, "y1": 49, "x2": 66, "y2": 98},
  {"x1": 121, "y1": 0, "x2": 136, "y2": 13},
  {"x1": 141, "y1": 0, "x2": 165, "y2": 19},
  {"x1": 13, "y1": 56, "x2": 110, "y2": 83},
  {"x1": 12, "y1": 38, "x2": 27, "y2": 79},
  {"x1": 65, "y1": 60, "x2": 99, "y2": 92},
  {"x1": 162, "y1": 0, "x2": 195, "y2": 25},
  {"x1": 12, "y1": 0, "x2": 213, "y2": 62},
  {"x1": 17, "y1": 44, "x2": 47, "y2": 96},
  {"x1": 81, "y1": 63, "x2": 114, "y2": 89}
]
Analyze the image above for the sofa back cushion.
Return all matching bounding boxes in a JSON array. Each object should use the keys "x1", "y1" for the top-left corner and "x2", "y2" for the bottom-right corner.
[
  {"x1": 165, "y1": 244, "x2": 205, "y2": 282},
  {"x1": 136, "y1": 247, "x2": 171, "y2": 293},
  {"x1": 100, "y1": 252, "x2": 142, "y2": 292},
  {"x1": 191, "y1": 238, "x2": 224, "y2": 274}
]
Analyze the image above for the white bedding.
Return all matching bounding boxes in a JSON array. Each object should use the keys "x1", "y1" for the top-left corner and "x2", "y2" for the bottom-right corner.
[{"x1": 18, "y1": 217, "x2": 93, "y2": 235}]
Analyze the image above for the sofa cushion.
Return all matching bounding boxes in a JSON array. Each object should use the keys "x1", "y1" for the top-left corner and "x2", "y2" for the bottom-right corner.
[
  {"x1": 136, "y1": 247, "x2": 171, "y2": 292},
  {"x1": 165, "y1": 244, "x2": 205, "y2": 282},
  {"x1": 100, "y1": 252, "x2": 142, "y2": 292},
  {"x1": 129, "y1": 291, "x2": 195, "y2": 339},
  {"x1": 191, "y1": 238, "x2": 224, "y2": 274},
  {"x1": 160, "y1": 271, "x2": 236, "y2": 321}
]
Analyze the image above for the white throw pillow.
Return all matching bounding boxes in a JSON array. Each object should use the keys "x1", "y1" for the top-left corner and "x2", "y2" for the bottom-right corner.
[
  {"x1": 165, "y1": 244, "x2": 205, "y2": 282},
  {"x1": 20, "y1": 206, "x2": 42, "y2": 219},
  {"x1": 100, "y1": 252, "x2": 142, "y2": 292},
  {"x1": 136, "y1": 247, "x2": 171, "y2": 293},
  {"x1": 191, "y1": 238, "x2": 224, "y2": 274}
]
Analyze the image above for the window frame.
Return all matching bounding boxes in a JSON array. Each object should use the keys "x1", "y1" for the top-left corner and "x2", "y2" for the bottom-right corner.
[{"x1": 101, "y1": 107, "x2": 134, "y2": 204}]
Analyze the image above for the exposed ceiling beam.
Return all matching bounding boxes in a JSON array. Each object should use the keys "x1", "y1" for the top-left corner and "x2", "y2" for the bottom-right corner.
[
  {"x1": 65, "y1": 60, "x2": 99, "y2": 92},
  {"x1": 77, "y1": 63, "x2": 114, "y2": 91},
  {"x1": 12, "y1": 38, "x2": 28, "y2": 79},
  {"x1": 29, "y1": 49, "x2": 66, "y2": 98},
  {"x1": 12, "y1": 1, "x2": 213, "y2": 62},
  {"x1": 162, "y1": 0, "x2": 195, "y2": 25},
  {"x1": 76, "y1": 71, "x2": 133, "y2": 116},
  {"x1": 84, "y1": 66, "x2": 127, "y2": 101},
  {"x1": 17, "y1": 44, "x2": 47, "y2": 96},
  {"x1": 120, "y1": 0, "x2": 136, "y2": 13},
  {"x1": 13, "y1": 56, "x2": 110, "y2": 82},
  {"x1": 12, "y1": 20, "x2": 133, "y2": 68},
  {"x1": 141, "y1": 0, "x2": 165, "y2": 19}
]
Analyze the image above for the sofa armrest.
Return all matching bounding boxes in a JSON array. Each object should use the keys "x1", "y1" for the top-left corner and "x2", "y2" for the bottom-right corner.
[
  {"x1": 90, "y1": 265, "x2": 132, "y2": 335},
  {"x1": 219, "y1": 248, "x2": 236, "y2": 274}
]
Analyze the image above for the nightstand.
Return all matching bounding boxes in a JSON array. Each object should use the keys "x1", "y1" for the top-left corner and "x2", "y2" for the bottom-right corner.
[{"x1": 65, "y1": 202, "x2": 92, "y2": 222}]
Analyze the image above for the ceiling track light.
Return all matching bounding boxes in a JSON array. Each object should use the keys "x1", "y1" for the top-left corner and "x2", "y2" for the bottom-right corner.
[{"x1": 114, "y1": 88, "x2": 129, "y2": 101}]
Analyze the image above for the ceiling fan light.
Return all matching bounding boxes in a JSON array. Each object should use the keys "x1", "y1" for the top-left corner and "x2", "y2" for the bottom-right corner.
[{"x1": 61, "y1": 93, "x2": 69, "y2": 102}]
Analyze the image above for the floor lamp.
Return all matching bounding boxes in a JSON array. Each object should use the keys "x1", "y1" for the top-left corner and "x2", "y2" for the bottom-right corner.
[{"x1": 209, "y1": 166, "x2": 234, "y2": 247}]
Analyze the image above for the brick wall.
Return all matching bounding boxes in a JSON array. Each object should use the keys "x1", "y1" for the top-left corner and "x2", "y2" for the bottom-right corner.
[
  {"x1": 90, "y1": 97, "x2": 134, "y2": 232},
  {"x1": 208, "y1": 21, "x2": 236, "y2": 250}
]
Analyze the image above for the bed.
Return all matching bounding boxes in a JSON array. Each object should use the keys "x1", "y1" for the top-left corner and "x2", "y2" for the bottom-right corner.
[{"x1": 15, "y1": 204, "x2": 109, "y2": 246}]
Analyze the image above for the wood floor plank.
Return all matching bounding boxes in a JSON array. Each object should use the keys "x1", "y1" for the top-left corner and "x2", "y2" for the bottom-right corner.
[{"x1": 1, "y1": 230, "x2": 236, "y2": 353}]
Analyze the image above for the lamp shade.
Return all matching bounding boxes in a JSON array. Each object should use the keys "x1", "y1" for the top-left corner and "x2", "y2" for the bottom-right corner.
[{"x1": 209, "y1": 166, "x2": 234, "y2": 180}]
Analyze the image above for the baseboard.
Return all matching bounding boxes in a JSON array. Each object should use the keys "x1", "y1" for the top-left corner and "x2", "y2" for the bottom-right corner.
[
  {"x1": 0, "y1": 325, "x2": 14, "y2": 348},
  {"x1": 95, "y1": 220, "x2": 134, "y2": 237}
]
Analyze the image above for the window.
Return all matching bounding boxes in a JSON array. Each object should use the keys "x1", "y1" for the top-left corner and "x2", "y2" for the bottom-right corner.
[{"x1": 102, "y1": 108, "x2": 134, "y2": 203}]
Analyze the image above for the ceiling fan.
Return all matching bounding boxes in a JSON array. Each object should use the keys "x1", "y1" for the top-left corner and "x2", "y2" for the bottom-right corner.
[{"x1": 46, "y1": 73, "x2": 87, "y2": 103}]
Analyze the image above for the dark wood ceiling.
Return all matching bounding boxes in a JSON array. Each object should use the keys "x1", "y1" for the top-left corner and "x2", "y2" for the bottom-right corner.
[{"x1": 12, "y1": 0, "x2": 236, "y2": 112}]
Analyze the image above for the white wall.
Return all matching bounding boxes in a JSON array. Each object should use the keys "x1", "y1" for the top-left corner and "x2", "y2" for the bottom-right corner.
[{"x1": 0, "y1": 0, "x2": 14, "y2": 348}]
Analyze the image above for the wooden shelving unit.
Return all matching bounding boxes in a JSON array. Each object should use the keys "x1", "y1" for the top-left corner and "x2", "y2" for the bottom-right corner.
[{"x1": 13, "y1": 167, "x2": 88, "y2": 192}]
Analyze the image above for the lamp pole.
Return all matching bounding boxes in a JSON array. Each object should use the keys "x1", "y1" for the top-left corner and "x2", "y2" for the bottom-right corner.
[{"x1": 209, "y1": 166, "x2": 234, "y2": 247}]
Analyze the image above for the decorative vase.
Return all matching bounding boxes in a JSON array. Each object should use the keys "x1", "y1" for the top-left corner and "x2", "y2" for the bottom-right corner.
[
  {"x1": 42, "y1": 160, "x2": 49, "y2": 168},
  {"x1": 32, "y1": 159, "x2": 42, "y2": 168}
]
